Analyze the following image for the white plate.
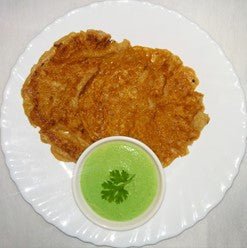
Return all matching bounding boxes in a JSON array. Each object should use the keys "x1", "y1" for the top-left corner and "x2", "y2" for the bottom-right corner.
[{"x1": 1, "y1": 1, "x2": 246, "y2": 247}]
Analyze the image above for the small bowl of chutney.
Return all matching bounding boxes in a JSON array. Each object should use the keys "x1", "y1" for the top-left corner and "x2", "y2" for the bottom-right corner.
[{"x1": 72, "y1": 136, "x2": 165, "y2": 231}]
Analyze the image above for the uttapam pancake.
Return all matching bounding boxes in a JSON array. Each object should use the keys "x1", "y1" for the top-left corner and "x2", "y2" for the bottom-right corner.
[{"x1": 22, "y1": 30, "x2": 209, "y2": 166}]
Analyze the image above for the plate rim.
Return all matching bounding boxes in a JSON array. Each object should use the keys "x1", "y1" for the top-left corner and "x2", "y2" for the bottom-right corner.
[{"x1": 1, "y1": 0, "x2": 247, "y2": 247}]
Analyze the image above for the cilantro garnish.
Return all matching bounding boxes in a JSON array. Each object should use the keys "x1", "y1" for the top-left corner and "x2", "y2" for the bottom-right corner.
[{"x1": 101, "y1": 170, "x2": 135, "y2": 204}]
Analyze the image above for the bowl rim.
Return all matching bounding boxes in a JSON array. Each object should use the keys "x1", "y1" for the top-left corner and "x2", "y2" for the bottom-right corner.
[{"x1": 72, "y1": 136, "x2": 165, "y2": 231}]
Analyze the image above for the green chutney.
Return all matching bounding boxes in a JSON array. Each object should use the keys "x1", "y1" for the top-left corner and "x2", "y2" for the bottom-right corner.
[{"x1": 80, "y1": 141, "x2": 159, "y2": 221}]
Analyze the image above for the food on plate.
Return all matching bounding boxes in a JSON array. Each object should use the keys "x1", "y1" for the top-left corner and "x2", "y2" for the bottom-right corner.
[
  {"x1": 21, "y1": 29, "x2": 209, "y2": 166},
  {"x1": 79, "y1": 140, "x2": 159, "y2": 221}
]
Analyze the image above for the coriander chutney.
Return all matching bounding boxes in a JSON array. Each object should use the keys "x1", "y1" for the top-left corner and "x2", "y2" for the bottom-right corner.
[{"x1": 80, "y1": 141, "x2": 159, "y2": 222}]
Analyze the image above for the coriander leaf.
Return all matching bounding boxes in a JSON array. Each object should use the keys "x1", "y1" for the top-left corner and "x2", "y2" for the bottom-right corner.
[{"x1": 101, "y1": 170, "x2": 135, "y2": 204}]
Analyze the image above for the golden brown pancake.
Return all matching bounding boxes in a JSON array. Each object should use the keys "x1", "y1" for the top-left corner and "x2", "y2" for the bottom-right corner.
[{"x1": 22, "y1": 30, "x2": 209, "y2": 166}]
